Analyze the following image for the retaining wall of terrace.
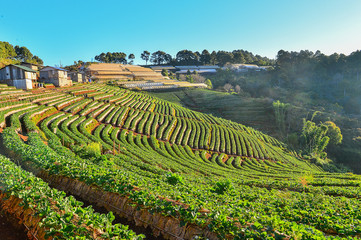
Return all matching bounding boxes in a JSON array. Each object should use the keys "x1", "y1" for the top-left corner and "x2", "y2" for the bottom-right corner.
[
  {"x1": 5, "y1": 147, "x2": 219, "y2": 240},
  {"x1": 0, "y1": 191, "x2": 48, "y2": 240}
]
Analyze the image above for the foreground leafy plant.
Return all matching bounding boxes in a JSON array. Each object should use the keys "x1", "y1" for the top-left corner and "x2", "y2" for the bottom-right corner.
[{"x1": 0, "y1": 153, "x2": 144, "y2": 240}]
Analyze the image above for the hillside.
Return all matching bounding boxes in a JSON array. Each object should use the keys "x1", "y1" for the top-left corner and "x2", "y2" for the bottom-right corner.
[
  {"x1": 147, "y1": 89, "x2": 278, "y2": 136},
  {"x1": 149, "y1": 88, "x2": 361, "y2": 173},
  {"x1": 0, "y1": 83, "x2": 361, "y2": 239}
]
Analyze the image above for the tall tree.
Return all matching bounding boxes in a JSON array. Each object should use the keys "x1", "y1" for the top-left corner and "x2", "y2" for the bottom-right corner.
[
  {"x1": 95, "y1": 52, "x2": 106, "y2": 62},
  {"x1": 232, "y1": 50, "x2": 246, "y2": 64},
  {"x1": 114, "y1": 52, "x2": 127, "y2": 64},
  {"x1": 94, "y1": 52, "x2": 127, "y2": 64},
  {"x1": 141, "y1": 51, "x2": 150, "y2": 65},
  {"x1": 150, "y1": 51, "x2": 172, "y2": 65},
  {"x1": 216, "y1": 51, "x2": 233, "y2": 66},
  {"x1": 31, "y1": 55, "x2": 43, "y2": 65},
  {"x1": 176, "y1": 50, "x2": 198, "y2": 65},
  {"x1": 273, "y1": 100, "x2": 290, "y2": 138},
  {"x1": 194, "y1": 51, "x2": 201, "y2": 64},
  {"x1": 15, "y1": 46, "x2": 33, "y2": 62},
  {"x1": 200, "y1": 50, "x2": 211, "y2": 65},
  {"x1": 210, "y1": 51, "x2": 217, "y2": 65},
  {"x1": 0, "y1": 41, "x2": 16, "y2": 59},
  {"x1": 300, "y1": 119, "x2": 330, "y2": 159},
  {"x1": 324, "y1": 121, "x2": 343, "y2": 145},
  {"x1": 105, "y1": 52, "x2": 113, "y2": 63},
  {"x1": 128, "y1": 53, "x2": 135, "y2": 65}
]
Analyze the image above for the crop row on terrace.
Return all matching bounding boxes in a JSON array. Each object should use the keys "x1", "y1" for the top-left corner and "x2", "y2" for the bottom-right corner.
[
  {"x1": 0, "y1": 84, "x2": 361, "y2": 239},
  {"x1": 42, "y1": 84, "x2": 293, "y2": 163},
  {"x1": 0, "y1": 154, "x2": 143, "y2": 240}
]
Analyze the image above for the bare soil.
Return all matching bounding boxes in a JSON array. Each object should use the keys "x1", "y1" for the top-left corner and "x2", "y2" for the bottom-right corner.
[{"x1": 0, "y1": 213, "x2": 29, "y2": 240}]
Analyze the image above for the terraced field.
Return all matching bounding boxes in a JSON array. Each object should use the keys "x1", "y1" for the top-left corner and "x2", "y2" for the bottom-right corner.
[
  {"x1": 0, "y1": 83, "x2": 361, "y2": 239},
  {"x1": 147, "y1": 89, "x2": 278, "y2": 136}
]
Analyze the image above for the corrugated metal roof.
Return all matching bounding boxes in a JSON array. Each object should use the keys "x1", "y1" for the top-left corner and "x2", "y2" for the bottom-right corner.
[
  {"x1": 150, "y1": 66, "x2": 176, "y2": 70},
  {"x1": 20, "y1": 62, "x2": 43, "y2": 66},
  {"x1": 40, "y1": 66, "x2": 68, "y2": 71},
  {"x1": 13, "y1": 65, "x2": 37, "y2": 72}
]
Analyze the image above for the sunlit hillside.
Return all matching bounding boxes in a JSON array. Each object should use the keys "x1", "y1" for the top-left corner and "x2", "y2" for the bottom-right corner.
[{"x1": 0, "y1": 83, "x2": 360, "y2": 239}]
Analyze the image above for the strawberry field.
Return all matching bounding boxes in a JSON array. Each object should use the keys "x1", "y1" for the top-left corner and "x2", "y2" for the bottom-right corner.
[{"x1": 0, "y1": 83, "x2": 360, "y2": 239}]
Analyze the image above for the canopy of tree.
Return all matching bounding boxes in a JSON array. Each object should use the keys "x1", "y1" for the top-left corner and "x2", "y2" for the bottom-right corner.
[
  {"x1": 64, "y1": 60, "x2": 91, "y2": 72},
  {"x1": 94, "y1": 52, "x2": 128, "y2": 64},
  {"x1": 0, "y1": 41, "x2": 43, "y2": 68},
  {"x1": 300, "y1": 118, "x2": 342, "y2": 161},
  {"x1": 150, "y1": 51, "x2": 172, "y2": 65},
  {"x1": 145, "y1": 49, "x2": 272, "y2": 66},
  {"x1": 141, "y1": 51, "x2": 150, "y2": 65},
  {"x1": 272, "y1": 49, "x2": 361, "y2": 114},
  {"x1": 206, "y1": 49, "x2": 361, "y2": 114},
  {"x1": 95, "y1": 49, "x2": 272, "y2": 67},
  {"x1": 128, "y1": 53, "x2": 135, "y2": 65}
]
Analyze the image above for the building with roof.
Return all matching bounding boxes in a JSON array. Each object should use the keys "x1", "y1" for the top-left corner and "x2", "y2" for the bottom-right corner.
[
  {"x1": 0, "y1": 64, "x2": 37, "y2": 90},
  {"x1": 148, "y1": 65, "x2": 219, "y2": 74},
  {"x1": 85, "y1": 63, "x2": 132, "y2": 81},
  {"x1": 68, "y1": 72, "x2": 84, "y2": 83},
  {"x1": 20, "y1": 62, "x2": 43, "y2": 71},
  {"x1": 84, "y1": 63, "x2": 164, "y2": 81},
  {"x1": 125, "y1": 65, "x2": 164, "y2": 80},
  {"x1": 83, "y1": 63, "x2": 207, "y2": 90},
  {"x1": 224, "y1": 64, "x2": 271, "y2": 72},
  {"x1": 40, "y1": 66, "x2": 72, "y2": 87},
  {"x1": 174, "y1": 65, "x2": 219, "y2": 74},
  {"x1": 20, "y1": 62, "x2": 44, "y2": 87},
  {"x1": 149, "y1": 66, "x2": 177, "y2": 73}
]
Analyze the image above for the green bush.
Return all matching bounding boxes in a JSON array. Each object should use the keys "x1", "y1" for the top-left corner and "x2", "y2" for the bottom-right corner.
[
  {"x1": 165, "y1": 173, "x2": 184, "y2": 185},
  {"x1": 74, "y1": 142, "x2": 102, "y2": 160},
  {"x1": 211, "y1": 179, "x2": 235, "y2": 194}
]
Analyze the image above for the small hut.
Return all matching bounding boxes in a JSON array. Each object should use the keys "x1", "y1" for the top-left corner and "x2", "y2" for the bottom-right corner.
[
  {"x1": 68, "y1": 71, "x2": 84, "y2": 83},
  {"x1": 39, "y1": 66, "x2": 72, "y2": 87},
  {"x1": 0, "y1": 64, "x2": 37, "y2": 90}
]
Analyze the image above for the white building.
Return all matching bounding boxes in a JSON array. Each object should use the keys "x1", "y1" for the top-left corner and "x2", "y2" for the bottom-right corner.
[
  {"x1": 224, "y1": 64, "x2": 271, "y2": 72},
  {"x1": 175, "y1": 65, "x2": 219, "y2": 74}
]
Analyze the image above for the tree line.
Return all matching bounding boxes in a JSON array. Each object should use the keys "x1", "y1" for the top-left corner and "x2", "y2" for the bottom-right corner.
[
  {"x1": 272, "y1": 49, "x2": 361, "y2": 114},
  {"x1": 94, "y1": 49, "x2": 274, "y2": 66},
  {"x1": 94, "y1": 52, "x2": 135, "y2": 65},
  {"x1": 0, "y1": 41, "x2": 44, "y2": 68},
  {"x1": 204, "y1": 49, "x2": 361, "y2": 114}
]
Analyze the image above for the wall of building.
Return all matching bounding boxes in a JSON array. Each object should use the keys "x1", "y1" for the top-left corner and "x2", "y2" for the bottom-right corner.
[
  {"x1": 13, "y1": 79, "x2": 32, "y2": 90},
  {"x1": 40, "y1": 69, "x2": 67, "y2": 79},
  {"x1": 0, "y1": 68, "x2": 9, "y2": 80},
  {"x1": 0, "y1": 79, "x2": 14, "y2": 86},
  {"x1": 21, "y1": 63, "x2": 39, "y2": 71},
  {"x1": 76, "y1": 73, "x2": 82, "y2": 82},
  {"x1": 40, "y1": 70, "x2": 70, "y2": 87},
  {"x1": 25, "y1": 71, "x2": 37, "y2": 80},
  {"x1": 69, "y1": 73, "x2": 83, "y2": 82},
  {"x1": 0, "y1": 66, "x2": 36, "y2": 90},
  {"x1": 11, "y1": 66, "x2": 23, "y2": 79},
  {"x1": 0, "y1": 66, "x2": 37, "y2": 81}
]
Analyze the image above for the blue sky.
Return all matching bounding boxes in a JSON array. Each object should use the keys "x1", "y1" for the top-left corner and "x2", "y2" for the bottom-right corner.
[{"x1": 1, "y1": 0, "x2": 361, "y2": 66}]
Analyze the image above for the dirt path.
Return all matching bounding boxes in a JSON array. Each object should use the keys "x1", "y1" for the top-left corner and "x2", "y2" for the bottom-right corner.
[{"x1": 0, "y1": 214, "x2": 29, "y2": 240}]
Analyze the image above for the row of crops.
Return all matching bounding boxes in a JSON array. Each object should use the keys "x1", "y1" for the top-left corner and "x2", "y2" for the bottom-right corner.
[
  {"x1": 0, "y1": 153, "x2": 143, "y2": 239},
  {"x1": 64, "y1": 84, "x2": 290, "y2": 162},
  {"x1": 1, "y1": 84, "x2": 361, "y2": 239}
]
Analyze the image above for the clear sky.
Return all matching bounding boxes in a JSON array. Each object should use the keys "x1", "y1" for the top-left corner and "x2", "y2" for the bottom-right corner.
[{"x1": 1, "y1": 0, "x2": 361, "y2": 66}]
